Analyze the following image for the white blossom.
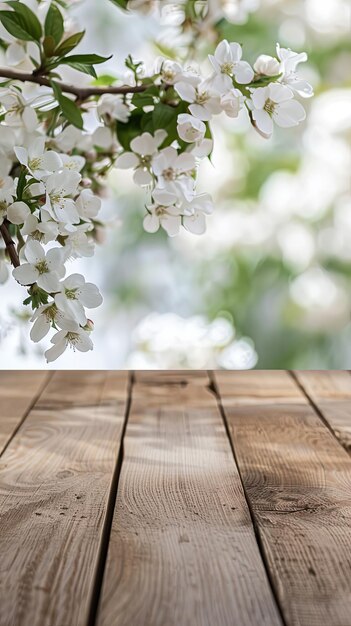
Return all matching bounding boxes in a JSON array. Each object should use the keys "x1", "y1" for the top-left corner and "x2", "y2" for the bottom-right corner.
[
  {"x1": 152, "y1": 147, "x2": 195, "y2": 200},
  {"x1": 15, "y1": 137, "x2": 62, "y2": 180},
  {"x1": 30, "y1": 303, "x2": 74, "y2": 343},
  {"x1": 208, "y1": 40, "x2": 254, "y2": 91},
  {"x1": 182, "y1": 193, "x2": 214, "y2": 235},
  {"x1": 55, "y1": 273, "x2": 103, "y2": 325},
  {"x1": 175, "y1": 81, "x2": 221, "y2": 121},
  {"x1": 0, "y1": 86, "x2": 38, "y2": 131},
  {"x1": 155, "y1": 58, "x2": 198, "y2": 86},
  {"x1": 65, "y1": 224, "x2": 95, "y2": 258},
  {"x1": 250, "y1": 83, "x2": 306, "y2": 137},
  {"x1": 0, "y1": 161, "x2": 15, "y2": 206},
  {"x1": 76, "y1": 189, "x2": 101, "y2": 220},
  {"x1": 220, "y1": 89, "x2": 243, "y2": 118},
  {"x1": 115, "y1": 130, "x2": 167, "y2": 185},
  {"x1": 13, "y1": 240, "x2": 65, "y2": 292},
  {"x1": 97, "y1": 94, "x2": 131, "y2": 122},
  {"x1": 177, "y1": 113, "x2": 206, "y2": 144},
  {"x1": 45, "y1": 323, "x2": 93, "y2": 363},
  {"x1": 22, "y1": 211, "x2": 59, "y2": 244},
  {"x1": 7, "y1": 201, "x2": 30, "y2": 225},
  {"x1": 44, "y1": 170, "x2": 81, "y2": 224},
  {"x1": 60, "y1": 153, "x2": 86, "y2": 173},
  {"x1": 144, "y1": 189, "x2": 182, "y2": 237},
  {"x1": 277, "y1": 44, "x2": 314, "y2": 98},
  {"x1": 254, "y1": 54, "x2": 280, "y2": 77}
]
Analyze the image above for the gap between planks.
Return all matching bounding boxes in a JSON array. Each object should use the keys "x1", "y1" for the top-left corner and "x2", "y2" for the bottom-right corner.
[
  {"x1": 214, "y1": 370, "x2": 351, "y2": 626},
  {"x1": 291, "y1": 370, "x2": 351, "y2": 454},
  {"x1": 0, "y1": 371, "x2": 132, "y2": 626},
  {"x1": 96, "y1": 370, "x2": 283, "y2": 626},
  {"x1": 86, "y1": 372, "x2": 134, "y2": 626},
  {"x1": 0, "y1": 371, "x2": 52, "y2": 457},
  {"x1": 208, "y1": 371, "x2": 288, "y2": 626}
]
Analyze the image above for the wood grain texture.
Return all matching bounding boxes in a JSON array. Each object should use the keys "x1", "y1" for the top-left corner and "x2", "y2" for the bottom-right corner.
[
  {"x1": 215, "y1": 370, "x2": 351, "y2": 626},
  {"x1": 294, "y1": 370, "x2": 351, "y2": 452},
  {"x1": 97, "y1": 372, "x2": 282, "y2": 626},
  {"x1": 0, "y1": 371, "x2": 129, "y2": 626},
  {"x1": 0, "y1": 371, "x2": 49, "y2": 454}
]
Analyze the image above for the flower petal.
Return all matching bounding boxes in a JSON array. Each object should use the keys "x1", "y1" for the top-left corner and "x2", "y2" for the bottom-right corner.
[
  {"x1": 7, "y1": 201, "x2": 30, "y2": 225},
  {"x1": 143, "y1": 213, "x2": 160, "y2": 233},
  {"x1": 252, "y1": 109, "x2": 273, "y2": 136},
  {"x1": 133, "y1": 167, "x2": 153, "y2": 186},
  {"x1": 45, "y1": 339, "x2": 67, "y2": 362},
  {"x1": 13, "y1": 263, "x2": 38, "y2": 285},
  {"x1": 30, "y1": 315, "x2": 50, "y2": 342},
  {"x1": 115, "y1": 152, "x2": 139, "y2": 169},
  {"x1": 160, "y1": 215, "x2": 181, "y2": 237},
  {"x1": 275, "y1": 100, "x2": 306, "y2": 127}
]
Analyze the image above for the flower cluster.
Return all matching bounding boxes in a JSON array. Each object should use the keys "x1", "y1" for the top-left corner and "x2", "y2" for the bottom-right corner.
[
  {"x1": 115, "y1": 40, "x2": 312, "y2": 233},
  {"x1": 0, "y1": 117, "x2": 103, "y2": 361},
  {"x1": 0, "y1": 0, "x2": 312, "y2": 361}
]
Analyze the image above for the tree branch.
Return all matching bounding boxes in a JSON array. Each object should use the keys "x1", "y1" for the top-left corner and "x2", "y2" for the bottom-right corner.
[
  {"x1": 0, "y1": 67, "x2": 149, "y2": 98},
  {"x1": 0, "y1": 221, "x2": 20, "y2": 268}
]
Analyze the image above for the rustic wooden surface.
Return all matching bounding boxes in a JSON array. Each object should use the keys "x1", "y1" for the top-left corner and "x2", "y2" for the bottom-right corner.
[{"x1": 0, "y1": 370, "x2": 351, "y2": 626}]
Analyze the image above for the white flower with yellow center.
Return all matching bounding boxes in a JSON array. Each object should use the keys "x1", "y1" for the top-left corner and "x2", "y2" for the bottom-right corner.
[
  {"x1": 208, "y1": 40, "x2": 254, "y2": 92},
  {"x1": 44, "y1": 170, "x2": 81, "y2": 224},
  {"x1": 0, "y1": 86, "x2": 38, "y2": 131},
  {"x1": 115, "y1": 130, "x2": 167, "y2": 186},
  {"x1": 30, "y1": 303, "x2": 74, "y2": 343},
  {"x1": 250, "y1": 83, "x2": 306, "y2": 137},
  {"x1": 144, "y1": 189, "x2": 182, "y2": 237},
  {"x1": 45, "y1": 323, "x2": 93, "y2": 363},
  {"x1": 12, "y1": 240, "x2": 65, "y2": 292},
  {"x1": 177, "y1": 114, "x2": 206, "y2": 144},
  {"x1": 277, "y1": 44, "x2": 314, "y2": 98},
  {"x1": 152, "y1": 147, "x2": 196, "y2": 200},
  {"x1": 55, "y1": 273, "x2": 103, "y2": 326},
  {"x1": 175, "y1": 80, "x2": 221, "y2": 121},
  {"x1": 15, "y1": 137, "x2": 62, "y2": 180}
]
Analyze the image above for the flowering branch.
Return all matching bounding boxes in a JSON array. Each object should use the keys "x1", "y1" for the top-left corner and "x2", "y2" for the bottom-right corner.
[
  {"x1": 0, "y1": 0, "x2": 313, "y2": 363},
  {"x1": 0, "y1": 221, "x2": 20, "y2": 267},
  {"x1": 0, "y1": 68, "x2": 148, "y2": 98}
]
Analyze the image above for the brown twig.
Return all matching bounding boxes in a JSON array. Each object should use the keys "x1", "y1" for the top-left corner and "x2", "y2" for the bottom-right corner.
[
  {"x1": 0, "y1": 221, "x2": 20, "y2": 268},
  {"x1": 0, "y1": 67, "x2": 148, "y2": 98}
]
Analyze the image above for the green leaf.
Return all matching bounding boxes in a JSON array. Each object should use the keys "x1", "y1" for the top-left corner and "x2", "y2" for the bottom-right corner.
[
  {"x1": 91, "y1": 74, "x2": 118, "y2": 86},
  {"x1": 54, "y1": 31, "x2": 85, "y2": 56},
  {"x1": 131, "y1": 88, "x2": 158, "y2": 108},
  {"x1": 115, "y1": 109, "x2": 144, "y2": 150},
  {"x1": 16, "y1": 168, "x2": 27, "y2": 201},
  {"x1": 44, "y1": 3, "x2": 64, "y2": 45},
  {"x1": 65, "y1": 62, "x2": 97, "y2": 78},
  {"x1": 43, "y1": 35, "x2": 56, "y2": 57},
  {"x1": 6, "y1": 1, "x2": 42, "y2": 40},
  {"x1": 109, "y1": 0, "x2": 128, "y2": 9},
  {"x1": 152, "y1": 102, "x2": 177, "y2": 130},
  {"x1": 58, "y1": 53, "x2": 112, "y2": 65},
  {"x1": 0, "y1": 11, "x2": 37, "y2": 41},
  {"x1": 51, "y1": 81, "x2": 84, "y2": 129},
  {"x1": 250, "y1": 73, "x2": 282, "y2": 87}
]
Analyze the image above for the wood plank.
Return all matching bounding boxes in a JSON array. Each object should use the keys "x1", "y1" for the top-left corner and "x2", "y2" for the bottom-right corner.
[
  {"x1": 0, "y1": 371, "x2": 130, "y2": 626},
  {"x1": 97, "y1": 372, "x2": 282, "y2": 626},
  {"x1": 215, "y1": 370, "x2": 351, "y2": 626},
  {"x1": 0, "y1": 371, "x2": 48, "y2": 454},
  {"x1": 294, "y1": 370, "x2": 351, "y2": 452}
]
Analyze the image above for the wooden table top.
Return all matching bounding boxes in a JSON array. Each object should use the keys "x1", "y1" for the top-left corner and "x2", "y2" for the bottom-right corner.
[{"x1": 0, "y1": 370, "x2": 350, "y2": 626}]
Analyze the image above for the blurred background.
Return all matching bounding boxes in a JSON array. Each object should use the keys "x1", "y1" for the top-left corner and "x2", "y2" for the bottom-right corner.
[{"x1": 1, "y1": 0, "x2": 350, "y2": 369}]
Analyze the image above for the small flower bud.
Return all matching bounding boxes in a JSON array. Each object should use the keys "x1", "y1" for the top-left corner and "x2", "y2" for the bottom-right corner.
[{"x1": 84, "y1": 319, "x2": 94, "y2": 332}]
